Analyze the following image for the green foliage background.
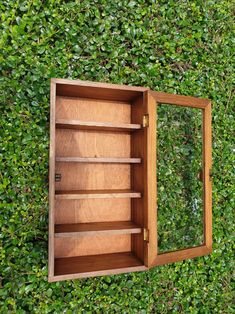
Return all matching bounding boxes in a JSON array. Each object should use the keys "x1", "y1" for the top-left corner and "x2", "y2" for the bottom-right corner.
[{"x1": 0, "y1": 0, "x2": 234, "y2": 312}]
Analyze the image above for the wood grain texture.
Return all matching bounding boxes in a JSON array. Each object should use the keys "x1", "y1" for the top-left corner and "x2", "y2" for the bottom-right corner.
[
  {"x1": 131, "y1": 94, "x2": 146, "y2": 262},
  {"x1": 54, "y1": 78, "x2": 148, "y2": 102},
  {"x1": 152, "y1": 246, "x2": 211, "y2": 266},
  {"x1": 203, "y1": 103, "x2": 212, "y2": 250},
  {"x1": 55, "y1": 199, "x2": 131, "y2": 224},
  {"x1": 56, "y1": 119, "x2": 141, "y2": 132},
  {"x1": 55, "y1": 163, "x2": 130, "y2": 191},
  {"x1": 55, "y1": 221, "x2": 142, "y2": 237},
  {"x1": 51, "y1": 264, "x2": 147, "y2": 281},
  {"x1": 54, "y1": 252, "x2": 144, "y2": 275},
  {"x1": 56, "y1": 129, "x2": 130, "y2": 158},
  {"x1": 54, "y1": 234, "x2": 131, "y2": 257},
  {"x1": 55, "y1": 189, "x2": 141, "y2": 200},
  {"x1": 52, "y1": 78, "x2": 148, "y2": 91},
  {"x1": 145, "y1": 91, "x2": 157, "y2": 266},
  {"x1": 150, "y1": 91, "x2": 210, "y2": 108},
  {"x1": 50, "y1": 252, "x2": 146, "y2": 282},
  {"x1": 48, "y1": 79, "x2": 56, "y2": 279},
  {"x1": 55, "y1": 157, "x2": 141, "y2": 163},
  {"x1": 56, "y1": 96, "x2": 131, "y2": 123}
]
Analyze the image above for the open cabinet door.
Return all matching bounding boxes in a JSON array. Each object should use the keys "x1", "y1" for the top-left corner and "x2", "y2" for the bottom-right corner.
[{"x1": 147, "y1": 90, "x2": 212, "y2": 268}]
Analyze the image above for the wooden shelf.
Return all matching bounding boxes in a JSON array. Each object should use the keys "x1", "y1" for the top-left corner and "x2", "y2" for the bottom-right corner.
[
  {"x1": 55, "y1": 157, "x2": 141, "y2": 163},
  {"x1": 55, "y1": 189, "x2": 141, "y2": 200},
  {"x1": 56, "y1": 119, "x2": 141, "y2": 132},
  {"x1": 55, "y1": 221, "x2": 142, "y2": 237},
  {"x1": 54, "y1": 252, "x2": 145, "y2": 277}
]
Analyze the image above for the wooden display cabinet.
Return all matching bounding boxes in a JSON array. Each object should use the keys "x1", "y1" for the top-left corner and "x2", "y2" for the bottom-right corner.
[{"x1": 48, "y1": 78, "x2": 212, "y2": 282}]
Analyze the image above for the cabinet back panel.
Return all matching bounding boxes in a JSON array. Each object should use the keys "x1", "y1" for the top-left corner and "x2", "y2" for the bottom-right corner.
[
  {"x1": 55, "y1": 163, "x2": 130, "y2": 191},
  {"x1": 56, "y1": 96, "x2": 131, "y2": 123},
  {"x1": 54, "y1": 234, "x2": 131, "y2": 257},
  {"x1": 56, "y1": 129, "x2": 131, "y2": 158},
  {"x1": 55, "y1": 199, "x2": 131, "y2": 224}
]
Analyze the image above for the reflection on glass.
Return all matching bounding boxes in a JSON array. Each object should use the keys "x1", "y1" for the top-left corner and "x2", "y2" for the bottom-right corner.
[{"x1": 157, "y1": 104, "x2": 204, "y2": 253}]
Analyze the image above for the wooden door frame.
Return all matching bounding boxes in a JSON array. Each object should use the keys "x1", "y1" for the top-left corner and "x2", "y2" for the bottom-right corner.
[{"x1": 147, "y1": 90, "x2": 212, "y2": 267}]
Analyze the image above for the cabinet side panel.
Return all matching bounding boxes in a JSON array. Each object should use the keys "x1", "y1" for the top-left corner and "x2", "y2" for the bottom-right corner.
[
  {"x1": 131, "y1": 94, "x2": 146, "y2": 261},
  {"x1": 146, "y1": 92, "x2": 157, "y2": 266},
  {"x1": 48, "y1": 80, "x2": 56, "y2": 279}
]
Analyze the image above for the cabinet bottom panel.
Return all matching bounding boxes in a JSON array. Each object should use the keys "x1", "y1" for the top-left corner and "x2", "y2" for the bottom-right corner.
[{"x1": 52, "y1": 252, "x2": 146, "y2": 281}]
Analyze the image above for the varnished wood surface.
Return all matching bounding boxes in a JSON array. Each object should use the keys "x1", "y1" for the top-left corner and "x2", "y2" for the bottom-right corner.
[
  {"x1": 55, "y1": 252, "x2": 143, "y2": 275},
  {"x1": 48, "y1": 79, "x2": 56, "y2": 278},
  {"x1": 203, "y1": 103, "x2": 212, "y2": 250},
  {"x1": 56, "y1": 119, "x2": 141, "y2": 132},
  {"x1": 145, "y1": 91, "x2": 157, "y2": 266},
  {"x1": 52, "y1": 252, "x2": 146, "y2": 281},
  {"x1": 55, "y1": 157, "x2": 141, "y2": 163},
  {"x1": 49, "y1": 78, "x2": 212, "y2": 281},
  {"x1": 54, "y1": 234, "x2": 131, "y2": 258},
  {"x1": 152, "y1": 246, "x2": 211, "y2": 266},
  {"x1": 55, "y1": 163, "x2": 130, "y2": 191},
  {"x1": 55, "y1": 221, "x2": 142, "y2": 237},
  {"x1": 131, "y1": 94, "x2": 146, "y2": 262},
  {"x1": 51, "y1": 264, "x2": 147, "y2": 281},
  {"x1": 56, "y1": 96, "x2": 131, "y2": 123},
  {"x1": 56, "y1": 129, "x2": 130, "y2": 158},
  {"x1": 149, "y1": 91, "x2": 212, "y2": 268},
  {"x1": 55, "y1": 199, "x2": 131, "y2": 224},
  {"x1": 52, "y1": 78, "x2": 148, "y2": 91},
  {"x1": 54, "y1": 78, "x2": 148, "y2": 102},
  {"x1": 55, "y1": 189, "x2": 142, "y2": 200},
  {"x1": 150, "y1": 91, "x2": 210, "y2": 108}
]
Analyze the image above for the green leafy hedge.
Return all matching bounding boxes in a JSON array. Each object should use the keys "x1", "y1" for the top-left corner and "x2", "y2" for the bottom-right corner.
[{"x1": 0, "y1": 0, "x2": 234, "y2": 313}]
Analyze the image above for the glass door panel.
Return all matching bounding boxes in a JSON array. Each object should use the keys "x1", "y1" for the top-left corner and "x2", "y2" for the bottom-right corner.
[
  {"x1": 157, "y1": 104, "x2": 203, "y2": 253},
  {"x1": 147, "y1": 91, "x2": 212, "y2": 267}
]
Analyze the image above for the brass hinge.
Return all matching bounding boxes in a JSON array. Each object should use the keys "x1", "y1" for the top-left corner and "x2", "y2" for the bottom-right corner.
[
  {"x1": 143, "y1": 228, "x2": 149, "y2": 242},
  {"x1": 143, "y1": 114, "x2": 149, "y2": 127}
]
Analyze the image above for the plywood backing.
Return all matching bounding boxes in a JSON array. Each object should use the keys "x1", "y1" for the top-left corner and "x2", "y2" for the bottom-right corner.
[
  {"x1": 55, "y1": 199, "x2": 131, "y2": 224},
  {"x1": 55, "y1": 163, "x2": 130, "y2": 191},
  {"x1": 55, "y1": 129, "x2": 131, "y2": 158},
  {"x1": 54, "y1": 234, "x2": 131, "y2": 258},
  {"x1": 56, "y1": 96, "x2": 131, "y2": 123}
]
